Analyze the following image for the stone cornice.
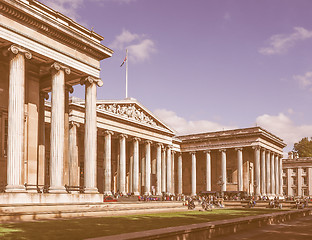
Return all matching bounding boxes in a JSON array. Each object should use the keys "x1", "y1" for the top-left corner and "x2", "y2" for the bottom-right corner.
[{"x1": 0, "y1": 0, "x2": 113, "y2": 60}]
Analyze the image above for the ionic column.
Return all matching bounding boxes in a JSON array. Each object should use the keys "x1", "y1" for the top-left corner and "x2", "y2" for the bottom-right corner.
[
  {"x1": 161, "y1": 147, "x2": 166, "y2": 193},
  {"x1": 219, "y1": 149, "x2": 227, "y2": 192},
  {"x1": 275, "y1": 154, "x2": 279, "y2": 195},
  {"x1": 260, "y1": 148, "x2": 266, "y2": 195},
  {"x1": 204, "y1": 151, "x2": 211, "y2": 191},
  {"x1": 253, "y1": 146, "x2": 261, "y2": 196},
  {"x1": 171, "y1": 151, "x2": 175, "y2": 194},
  {"x1": 156, "y1": 143, "x2": 162, "y2": 195},
  {"x1": 266, "y1": 151, "x2": 271, "y2": 194},
  {"x1": 80, "y1": 76, "x2": 103, "y2": 193},
  {"x1": 49, "y1": 62, "x2": 70, "y2": 193},
  {"x1": 69, "y1": 121, "x2": 80, "y2": 187},
  {"x1": 235, "y1": 148, "x2": 243, "y2": 192},
  {"x1": 6, "y1": 45, "x2": 32, "y2": 192},
  {"x1": 119, "y1": 134, "x2": 127, "y2": 195},
  {"x1": 177, "y1": 153, "x2": 183, "y2": 195},
  {"x1": 104, "y1": 131, "x2": 113, "y2": 195},
  {"x1": 166, "y1": 146, "x2": 172, "y2": 194},
  {"x1": 38, "y1": 91, "x2": 49, "y2": 187},
  {"x1": 279, "y1": 156, "x2": 283, "y2": 195},
  {"x1": 144, "y1": 140, "x2": 152, "y2": 195},
  {"x1": 132, "y1": 137, "x2": 140, "y2": 195},
  {"x1": 298, "y1": 168, "x2": 302, "y2": 196},
  {"x1": 63, "y1": 85, "x2": 73, "y2": 187},
  {"x1": 190, "y1": 152, "x2": 196, "y2": 196},
  {"x1": 271, "y1": 152, "x2": 275, "y2": 194},
  {"x1": 308, "y1": 167, "x2": 312, "y2": 196},
  {"x1": 287, "y1": 168, "x2": 292, "y2": 196}
]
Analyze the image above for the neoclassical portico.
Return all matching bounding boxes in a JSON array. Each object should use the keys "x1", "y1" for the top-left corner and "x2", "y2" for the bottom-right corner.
[{"x1": 179, "y1": 127, "x2": 285, "y2": 196}]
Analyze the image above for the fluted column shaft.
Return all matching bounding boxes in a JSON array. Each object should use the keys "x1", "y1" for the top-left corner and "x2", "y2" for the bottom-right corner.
[
  {"x1": 104, "y1": 131, "x2": 113, "y2": 195},
  {"x1": 81, "y1": 76, "x2": 102, "y2": 193},
  {"x1": 49, "y1": 63, "x2": 69, "y2": 193},
  {"x1": 220, "y1": 149, "x2": 227, "y2": 192},
  {"x1": 6, "y1": 45, "x2": 31, "y2": 192},
  {"x1": 275, "y1": 155, "x2": 279, "y2": 195},
  {"x1": 177, "y1": 153, "x2": 183, "y2": 195},
  {"x1": 205, "y1": 151, "x2": 211, "y2": 191},
  {"x1": 271, "y1": 153, "x2": 275, "y2": 194},
  {"x1": 191, "y1": 152, "x2": 196, "y2": 196},
  {"x1": 279, "y1": 157, "x2": 283, "y2": 195},
  {"x1": 156, "y1": 143, "x2": 162, "y2": 195},
  {"x1": 260, "y1": 149, "x2": 266, "y2": 195},
  {"x1": 166, "y1": 147, "x2": 172, "y2": 194},
  {"x1": 119, "y1": 134, "x2": 127, "y2": 194},
  {"x1": 69, "y1": 122, "x2": 80, "y2": 187},
  {"x1": 253, "y1": 146, "x2": 261, "y2": 196},
  {"x1": 161, "y1": 148, "x2": 166, "y2": 193},
  {"x1": 236, "y1": 148, "x2": 243, "y2": 192},
  {"x1": 171, "y1": 151, "x2": 175, "y2": 194},
  {"x1": 132, "y1": 138, "x2": 140, "y2": 195},
  {"x1": 266, "y1": 151, "x2": 271, "y2": 194},
  {"x1": 145, "y1": 141, "x2": 151, "y2": 195}
]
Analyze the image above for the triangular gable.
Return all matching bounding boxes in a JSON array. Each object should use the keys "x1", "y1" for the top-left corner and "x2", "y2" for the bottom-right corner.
[{"x1": 95, "y1": 99, "x2": 175, "y2": 134}]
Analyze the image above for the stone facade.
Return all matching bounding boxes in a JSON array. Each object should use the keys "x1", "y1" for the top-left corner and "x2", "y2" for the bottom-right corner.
[
  {"x1": 282, "y1": 153, "x2": 312, "y2": 197},
  {"x1": 0, "y1": 0, "x2": 287, "y2": 204}
]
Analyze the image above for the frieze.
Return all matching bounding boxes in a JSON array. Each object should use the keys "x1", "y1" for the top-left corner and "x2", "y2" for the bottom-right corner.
[{"x1": 97, "y1": 103, "x2": 158, "y2": 127}]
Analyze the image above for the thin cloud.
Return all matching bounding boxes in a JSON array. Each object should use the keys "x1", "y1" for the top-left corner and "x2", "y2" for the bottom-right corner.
[
  {"x1": 39, "y1": 0, "x2": 84, "y2": 21},
  {"x1": 293, "y1": 71, "x2": 312, "y2": 92},
  {"x1": 153, "y1": 109, "x2": 236, "y2": 135},
  {"x1": 259, "y1": 27, "x2": 312, "y2": 55},
  {"x1": 110, "y1": 29, "x2": 156, "y2": 63},
  {"x1": 256, "y1": 113, "x2": 312, "y2": 150}
]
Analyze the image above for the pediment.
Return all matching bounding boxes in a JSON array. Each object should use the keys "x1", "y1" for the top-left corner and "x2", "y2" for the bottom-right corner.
[{"x1": 95, "y1": 99, "x2": 175, "y2": 134}]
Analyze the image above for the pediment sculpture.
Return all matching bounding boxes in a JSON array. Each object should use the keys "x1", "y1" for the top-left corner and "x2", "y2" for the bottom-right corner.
[{"x1": 97, "y1": 103, "x2": 158, "y2": 127}]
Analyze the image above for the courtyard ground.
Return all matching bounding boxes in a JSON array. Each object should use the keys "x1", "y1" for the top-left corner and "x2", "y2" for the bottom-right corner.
[{"x1": 0, "y1": 208, "x2": 284, "y2": 239}]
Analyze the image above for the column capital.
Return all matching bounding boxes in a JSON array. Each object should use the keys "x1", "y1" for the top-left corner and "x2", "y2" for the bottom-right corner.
[
  {"x1": 235, "y1": 147, "x2": 243, "y2": 151},
  {"x1": 69, "y1": 121, "x2": 80, "y2": 128},
  {"x1": 65, "y1": 84, "x2": 74, "y2": 94},
  {"x1": 51, "y1": 62, "x2": 71, "y2": 74},
  {"x1": 203, "y1": 150, "x2": 211, "y2": 154},
  {"x1": 119, "y1": 133, "x2": 128, "y2": 139},
  {"x1": 156, "y1": 142, "x2": 163, "y2": 148},
  {"x1": 80, "y1": 76, "x2": 103, "y2": 87},
  {"x1": 252, "y1": 145, "x2": 261, "y2": 151},
  {"x1": 40, "y1": 91, "x2": 49, "y2": 100},
  {"x1": 219, "y1": 148, "x2": 226, "y2": 153},
  {"x1": 171, "y1": 150, "x2": 176, "y2": 155},
  {"x1": 189, "y1": 151, "x2": 196, "y2": 155},
  {"x1": 166, "y1": 145, "x2": 173, "y2": 150},
  {"x1": 104, "y1": 130, "x2": 114, "y2": 136},
  {"x1": 145, "y1": 140, "x2": 153, "y2": 145},
  {"x1": 4, "y1": 44, "x2": 32, "y2": 59}
]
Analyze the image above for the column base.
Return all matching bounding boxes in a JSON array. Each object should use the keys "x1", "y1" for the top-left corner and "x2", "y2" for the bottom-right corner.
[
  {"x1": 49, "y1": 186, "x2": 67, "y2": 194},
  {"x1": 132, "y1": 192, "x2": 140, "y2": 196},
  {"x1": 5, "y1": 185, "x2": 26, "y2": 193},
  {"x1": 84, "y1": 187, "x2": 99, "y2": 194},
  {"x1": 144, "y1": 192, "x2": 151, "y2": 196},
  {"x1": 103, "y1": 191, "x2": 112, "y2": 196}
]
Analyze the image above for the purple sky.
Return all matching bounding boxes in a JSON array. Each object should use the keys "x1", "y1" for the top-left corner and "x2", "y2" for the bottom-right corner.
[{"x1": 40, "y1": 0, "x2": 312, "y2": 154}]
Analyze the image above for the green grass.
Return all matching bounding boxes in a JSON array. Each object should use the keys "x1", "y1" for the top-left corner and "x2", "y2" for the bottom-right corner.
[{"x1": 0, "y1": 209, "x2": 284, "y2": 239}]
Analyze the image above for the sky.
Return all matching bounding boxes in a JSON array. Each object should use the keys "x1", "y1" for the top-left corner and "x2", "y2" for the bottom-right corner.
[{"x1": 39, "y1": 0, "x2": 312, "y2": 154}]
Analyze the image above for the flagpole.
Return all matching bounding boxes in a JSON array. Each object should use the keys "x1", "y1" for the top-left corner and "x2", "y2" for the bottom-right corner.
[{"x1": 125, "y1": 49, "x2": 128, "y2": 99}]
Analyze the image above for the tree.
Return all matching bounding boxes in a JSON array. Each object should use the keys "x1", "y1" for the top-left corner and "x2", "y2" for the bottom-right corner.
[{"x1": 293, "y1": 137, "x2": 312, "y2": 157}]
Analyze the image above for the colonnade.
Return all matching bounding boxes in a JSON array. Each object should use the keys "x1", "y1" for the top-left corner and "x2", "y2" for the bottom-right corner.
[
  {"x1": 189, "y1": 147, "x2": 283, "y2": 196},
  {"x1": 90, "y1": 132, "x2": 182, "y2": 196},
  {"x1": 4, "y1": 44, "x2": 103, "y2": 193}
]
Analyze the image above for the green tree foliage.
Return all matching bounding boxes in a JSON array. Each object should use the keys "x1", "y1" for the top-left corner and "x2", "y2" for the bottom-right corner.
[{"x1": 293, "y1": 137, "x2": 312, "y2": 157}]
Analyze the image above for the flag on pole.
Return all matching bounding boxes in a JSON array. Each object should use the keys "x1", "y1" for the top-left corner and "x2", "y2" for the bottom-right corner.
[{"x1": 120, "y1": 56, "x2": 127, "y2": 67}]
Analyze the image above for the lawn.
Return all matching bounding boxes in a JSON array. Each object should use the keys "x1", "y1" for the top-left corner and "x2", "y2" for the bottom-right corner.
[{"x1": 0, "y1": 208, "x2": 284, "y2": 239}]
